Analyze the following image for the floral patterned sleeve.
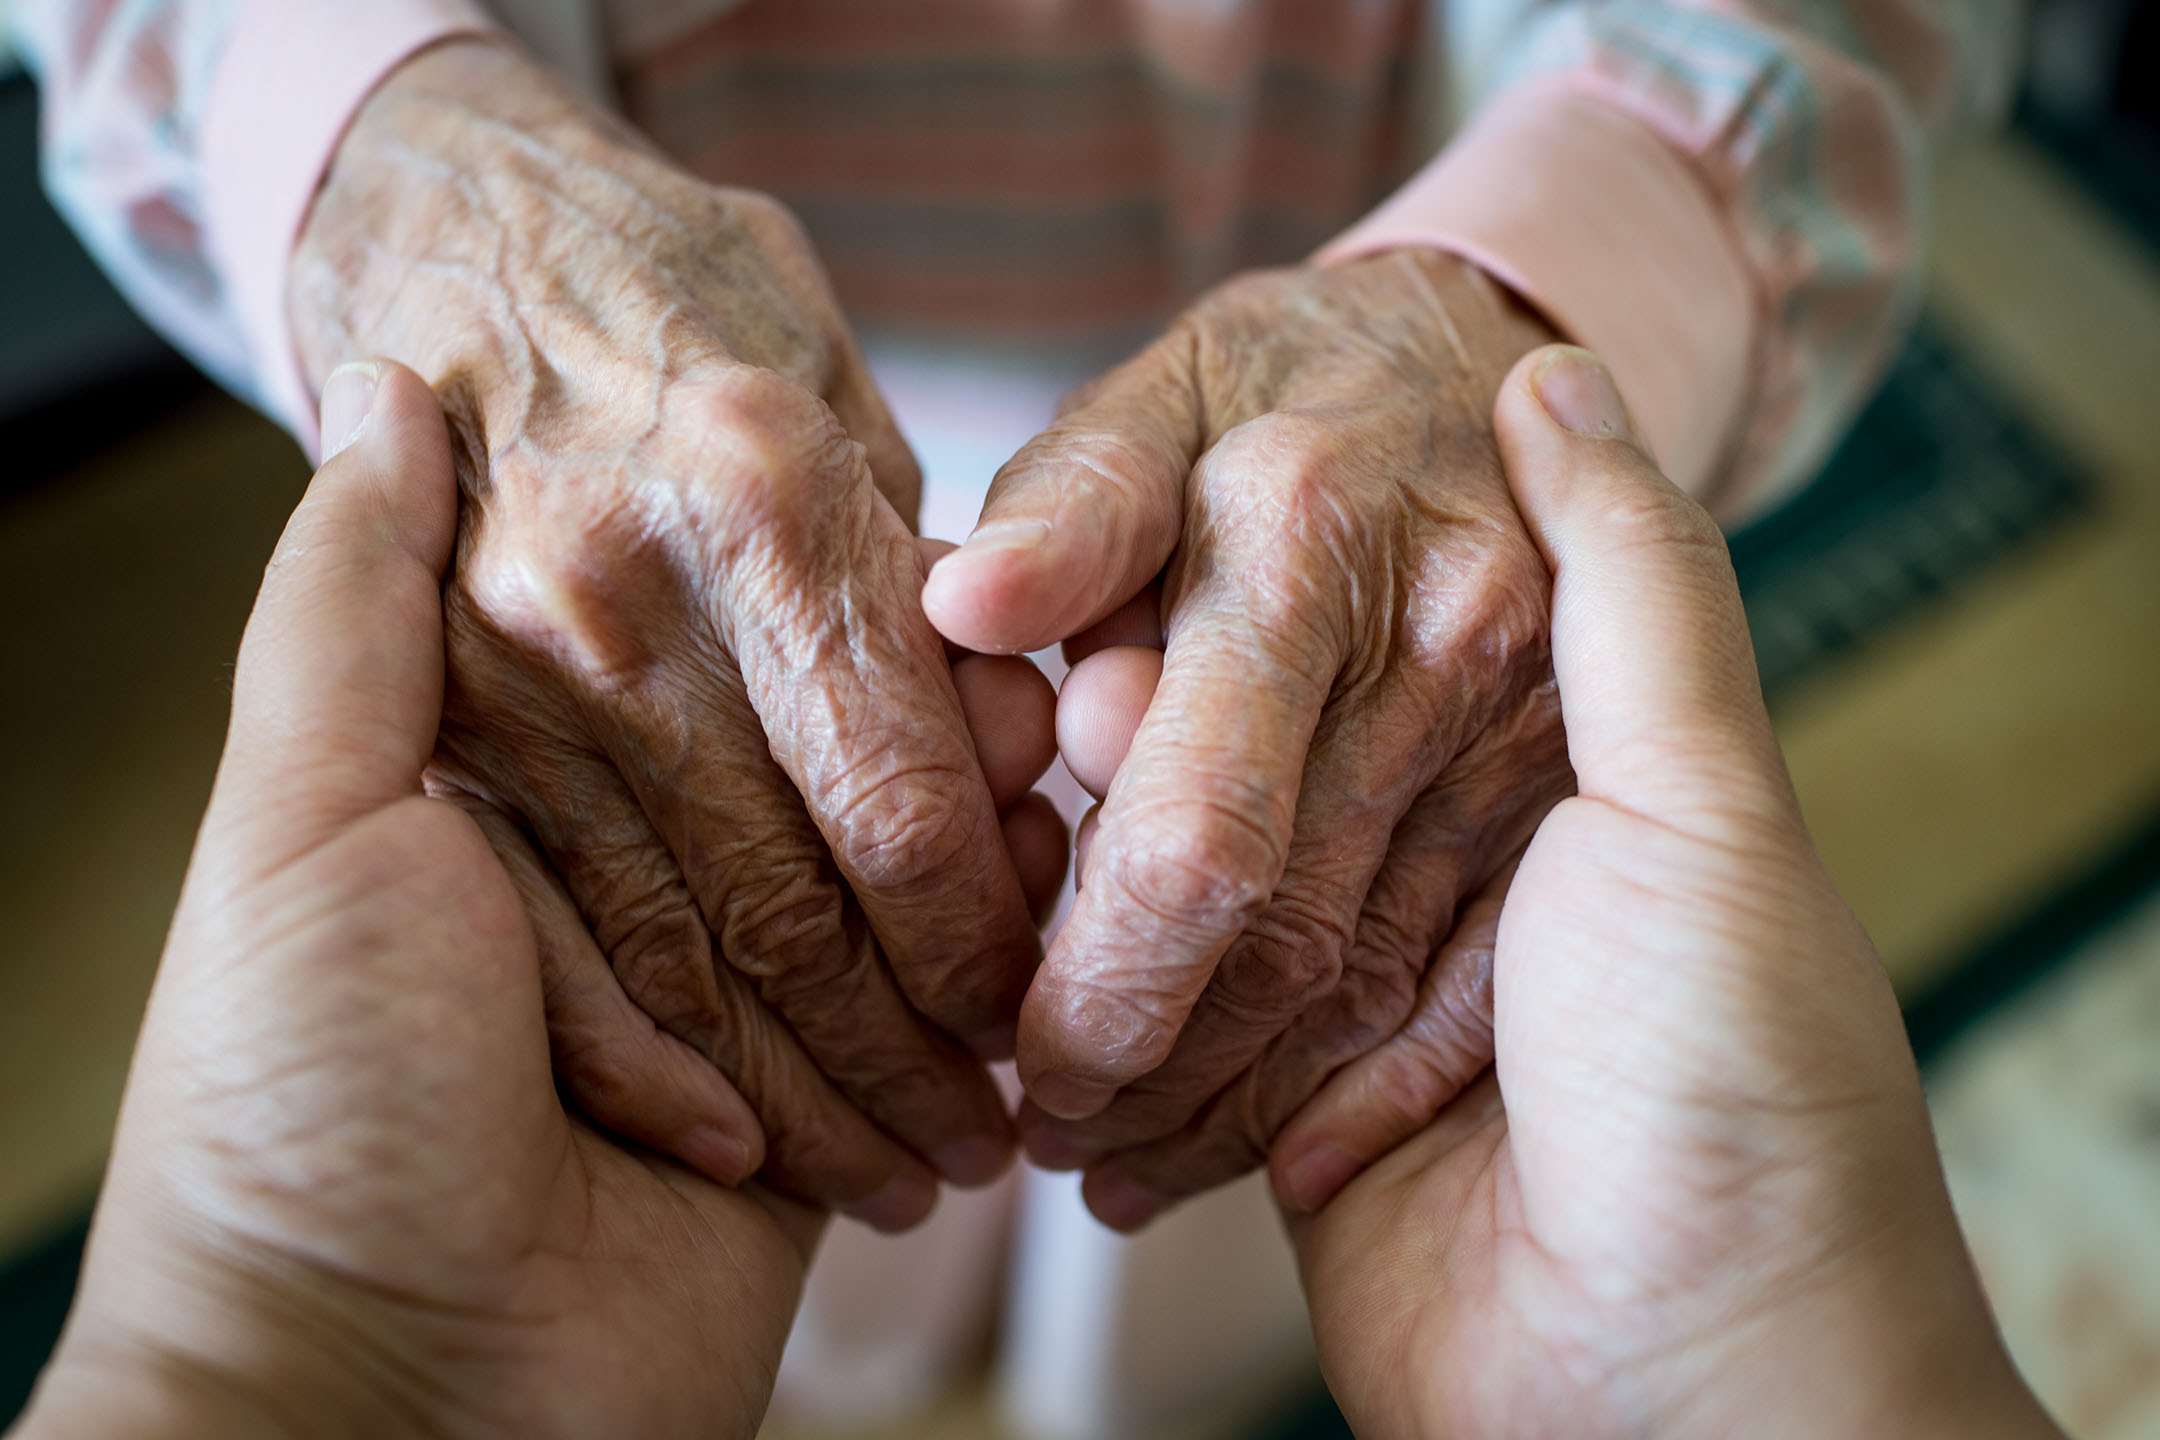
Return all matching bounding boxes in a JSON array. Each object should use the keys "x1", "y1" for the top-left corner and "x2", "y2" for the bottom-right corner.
[
  {"x1": 1345, "y1": 0, "x2": 2024, "y2": 512},
  {"x1": 13, "y1": 0, "x2": 2020, "y2": 495},
  {"x1": 15, "y1": 0, "x2": 252, "y2": 398},
  {"x1": 12, "y1": 0, "x2": 496, "y2": 439}
]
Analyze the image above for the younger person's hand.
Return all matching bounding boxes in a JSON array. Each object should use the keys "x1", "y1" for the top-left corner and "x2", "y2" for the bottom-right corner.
[
  {"x1": 1275, "y1": 347, "x2": 2058, "y2": 1439},
  {"x1": 14, "y1": 366, "x2": 815, "y2": 1440}
]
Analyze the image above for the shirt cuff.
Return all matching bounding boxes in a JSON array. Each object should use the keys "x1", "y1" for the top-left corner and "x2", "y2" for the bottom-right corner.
[
  {"x1": 1316, "y1": 78, "x2": 1757, "y2": 501},
  {"x1": 200, "y1": 0, "x2": 501, "y2": 456}
]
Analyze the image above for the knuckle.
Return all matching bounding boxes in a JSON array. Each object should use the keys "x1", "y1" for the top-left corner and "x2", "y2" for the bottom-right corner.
[
  {"x1": 1010, "y1": 424, "x2": 1172, "y2": 517},
  {"x1": 1039, "y1": 968, "x2": 1188, "y2": 1079},
  {"x1": 1392, "y1": 537, "x2": 1552, "y2": 734},
  {"x1": 692, "y1": 367, "x2": 866, "y2": 524},
  {"x1": 824, "y1": 758, "x2": 994, "y2": 896},
  {"x1": 713, "y1": 862, "x2": 850, "y2": 981},
  {"x1": 1211, "y1": 942, "x2": 1333, "y2": 1029},
  {"x1": 688, "y1": 381, "x2": 881, "y2": 608},
  {"x1": 1595, "y1": 482, "x2": 1731, "y2": 574},
  {"x1": 1347, "y1": 872, "x2": 1439, "y2": 980},
  {"x1": 1100, "y1": 793, "x2": 1287, "y2": 938},
  {"x1": 1322, "y1": 942, "x2": 1426, "y2": 1058},
  {"x1": 603, "y1": 894, "x2": 723, "y2": 1031},
  {"x1": 1189, "y1": 415, "x2": 1365, "y2": 662},
  {"x1": 1202, "y1": 412, "x2": 1356, "y2": 538},
  {"x1": 1216, "y1": 892, "x2": 1357, "y2": 1020},
  {"x1": 454, "y1": 501, "x2": 672, "y2": 685},
  {"x1": 1403, "y1": 528, "x2": 1550, "y2": 674}
]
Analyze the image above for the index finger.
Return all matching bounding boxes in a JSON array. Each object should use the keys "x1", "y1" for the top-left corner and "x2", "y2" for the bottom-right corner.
[
  {"x1": 721, "y1": 376, "x2": 1043, "y2": 1049},
  {"x1": 1017, "y1": 445, "x2": 1349, "y2": 1115}
]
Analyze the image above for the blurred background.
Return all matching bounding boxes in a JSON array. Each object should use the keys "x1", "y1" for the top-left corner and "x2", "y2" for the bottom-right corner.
[{"x1": 2, "y1": 2, "x2": 2158, "y2": 1437}]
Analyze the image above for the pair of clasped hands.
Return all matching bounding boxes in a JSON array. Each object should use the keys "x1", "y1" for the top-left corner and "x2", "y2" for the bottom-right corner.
[
  {"x1": 15, "y1": 348, "x2": 2058, "y2": 1439},
  {"x1": 16, "y1": 40, "x2": 2056, "y2": 1439}
]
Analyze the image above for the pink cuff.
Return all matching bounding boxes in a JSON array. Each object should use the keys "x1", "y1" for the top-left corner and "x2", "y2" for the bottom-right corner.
[
  {"x1": 1318, "y1": 78, "x2": 1757, "y2": 499},
  {"x1": 200, "y1": 0, "x2": 501, "y2": 456}
]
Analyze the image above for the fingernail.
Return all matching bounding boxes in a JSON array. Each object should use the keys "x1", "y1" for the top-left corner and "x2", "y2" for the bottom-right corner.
[
  {"x1": 1274, "y1": 1141, "x2": 1361, "y2": 1214},
  {"x1": 321, "y1": 361, "x2": 383, "y2": 459},
  {"x1": 958, "y1": 518, "x2": 1053, "y2": 557},
  {"x1": 933, "y1": 1134, "x2": 1015, "y2": 1188},
  {"x1": 849, "y1": 1173, "x2": 939, "y2": 1233},
  {"x1": 1029, "y1": 1070, "x2": 1115, "y2": 1121},
  {"x1": 682, "y1": 1125, "x2": 758, "y2": 1185},
  {"x1": 1085, "y1": 1171, "x2": 1167, "y2": 1232},
  {"x1": 1533, "y1": 348, "x2": 1633, "y2": 441}
]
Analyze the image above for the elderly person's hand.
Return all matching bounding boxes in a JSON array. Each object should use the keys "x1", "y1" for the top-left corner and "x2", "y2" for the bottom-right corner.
[
  {"x1": 1284, "y1": 348, "x2": 2056, "y2": 1439},
  {"x1": 924, "y1": 249, "x2": 1572, "y2": 1225},
  {"x1": 289, "y1": 40, "x2": 1063, "y2": 1229},
  {"x1": 13, "y1": 367, "x2": 817, "y2": 1440}
]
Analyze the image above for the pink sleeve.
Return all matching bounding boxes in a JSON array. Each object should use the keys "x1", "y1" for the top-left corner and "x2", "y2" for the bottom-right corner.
[
  {"x1": 1326, "y1": 1, "x2": 2020, "y2": 517},
  {"x1": 204, "y1": 1, "x2": 502, "y2": 453},
  {"x1": 1321, "y1": 79, "x2": 1753, "y2": 502},
  {"x1": 16, "y1": 0, "x2": 499, "y2": 452}
]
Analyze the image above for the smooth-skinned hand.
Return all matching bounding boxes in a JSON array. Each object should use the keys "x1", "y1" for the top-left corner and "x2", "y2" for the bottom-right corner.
[
  {"x1": 14, "y1": 366, "x2": 821, "y2": 1440},
  {"x1": 1274, "y1": 346, "x2": 2062, "y2": 1439},
  {"x1": 926, "y1": 248, "x2": 1572, "y2": 1225},
  {"x1": 290, "y1": 39, "x2": 1062, "y2": 1228}
]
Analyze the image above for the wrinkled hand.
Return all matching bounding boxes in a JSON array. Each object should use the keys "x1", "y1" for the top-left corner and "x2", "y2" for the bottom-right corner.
[
  {"x1": 291, "y1": 40, "x2": 1061, "y2": 1228},
  {"x1": 925, "y1": 249, "x2": 1571, "y2": 1226},
  {"x1": 1287, "y1": 349, "x2": 2054, "y2": 1440},
  {"x1": 19, "y1": 368, "x2": 813, "y2": 1440}
]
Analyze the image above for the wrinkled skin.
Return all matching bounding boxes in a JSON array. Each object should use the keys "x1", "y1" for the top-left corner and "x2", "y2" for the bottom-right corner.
[
  {"x1": 926, "y1": 248, "x2": 1574, "y2": 1226},
  {"x1": 26, "y1": 369, "x2": 812, "y2": 1439},
  {"x1": 1287, "y1": 351, "x2": 2052, "y2": 1440},
  {"x1": 290, "y1": 39, "x2": 1059, "y2": 1228}
]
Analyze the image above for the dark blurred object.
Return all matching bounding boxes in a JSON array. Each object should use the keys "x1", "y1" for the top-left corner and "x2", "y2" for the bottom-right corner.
[
  {"x1": 1730, "y1": 320, "x2": 2091, "y2": 703},
  {"x1": 0, "y1": 1212, "x2": 85, "y2": 1427},
  {"x1": 2028, "y1": 0, "x2": 2151, "y2": 123},
  {"x1": 0, "y1": 73, "x2": 200, "y2": 479},
  {"x1": 2023, "y1": 0, "x2": 2160, "y2": 240}
]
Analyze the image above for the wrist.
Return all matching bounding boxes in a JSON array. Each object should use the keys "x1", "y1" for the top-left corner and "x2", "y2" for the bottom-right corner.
[
  {"x1": 1666, "y1": 1265, "x2": 2058, "y2": 1440},
  {"x1": 287, "y1": 35, "x2": 823, "y2": 479},
  {"x1": 1331, "y1": 246, "x2": 1560, "y2": 404},
  {"x1": 287, "y1": 38, "x2": 706, "y2": 417},
  {"x1": 18, "y1": 1331, "x2": 386, "y2": 1440},
  {"x1": 14, "y1": 1217, "x2": 461, "y2": 1440}
]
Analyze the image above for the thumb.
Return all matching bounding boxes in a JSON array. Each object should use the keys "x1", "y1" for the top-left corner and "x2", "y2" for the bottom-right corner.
[
  {"x1": 921, "y1": 334, "x2": 1200, "y2": 654},
  {"x1": 1493, "y1": 345, "x2": 1790, "y2": 821},
  {"x1": 214, "y1": 361, "x2": 458, "y2": 864}
]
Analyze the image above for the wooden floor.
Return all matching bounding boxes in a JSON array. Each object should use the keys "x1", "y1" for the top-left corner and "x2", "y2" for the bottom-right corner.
[{"x1": 1, "y1": 136, "x2": 2157, "y2": 1439}]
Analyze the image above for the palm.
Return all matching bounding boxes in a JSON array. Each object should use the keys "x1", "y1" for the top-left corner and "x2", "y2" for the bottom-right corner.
[
  {"x1": 1295, "y1": 1052, "x2": 1664, "y2": 1439},
  {"x1": 1279, "y1": 348, "x2": 2044, "y2": 1440},
  {"x1": 1296, "y1": 794, "x2": 1924, "y2": 1439},
  {"x1": 109, "y1": 794, "x2": 813, "y2": 1440}
]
